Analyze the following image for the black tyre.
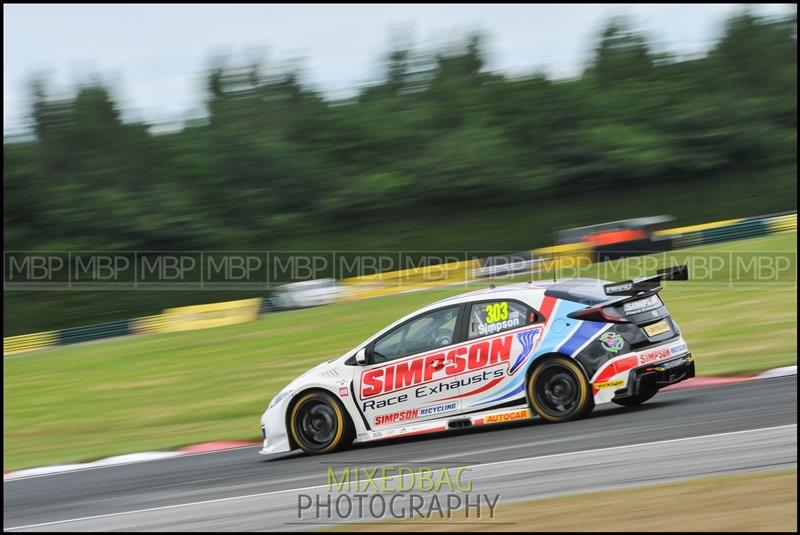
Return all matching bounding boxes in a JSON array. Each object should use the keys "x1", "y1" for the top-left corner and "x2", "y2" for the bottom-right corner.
[
  {"x1": 612, "y1": 389, "x2": 658, "y2": 407},
  {"x1": 527, "y1": 356, "x2": 594, "y2": 423},
  {"x1": 288, "y1": 391, "x2": 354, "y2": 454}
]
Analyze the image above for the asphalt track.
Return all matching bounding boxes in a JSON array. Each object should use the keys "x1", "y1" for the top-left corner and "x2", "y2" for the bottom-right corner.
[{"x1": 4, "y1": 376, "x2": 797, "y2": 531}]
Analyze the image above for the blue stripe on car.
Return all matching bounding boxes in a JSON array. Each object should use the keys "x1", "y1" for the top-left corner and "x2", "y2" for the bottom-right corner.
[{"x1": 556, "y1": 321, "x2": 606, "y2": 356}]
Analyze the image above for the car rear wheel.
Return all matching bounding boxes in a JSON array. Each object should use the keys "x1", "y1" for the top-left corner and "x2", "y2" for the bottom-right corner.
[
  {"x1": 288, "y1": 391, "x2": 354, "y2": 454},
  {"x1": 527, "y1": 357, "x2": 594, "y2": 423}
]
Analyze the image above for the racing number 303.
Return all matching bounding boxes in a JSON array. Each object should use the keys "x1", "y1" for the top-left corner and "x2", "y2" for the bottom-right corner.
[{"x1": 485, "y1": 302, "x2": 509, "y2": 324}]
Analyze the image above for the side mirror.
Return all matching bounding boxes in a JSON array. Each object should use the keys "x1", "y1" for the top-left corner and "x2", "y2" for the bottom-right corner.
[{"x1": 355, "y1": 347, "x2": 368, "y2": 365}]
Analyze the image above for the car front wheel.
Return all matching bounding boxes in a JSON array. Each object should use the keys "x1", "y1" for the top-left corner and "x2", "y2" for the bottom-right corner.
[{"x1": 288, "y1": 391, "x2": 354, "y2": 454}]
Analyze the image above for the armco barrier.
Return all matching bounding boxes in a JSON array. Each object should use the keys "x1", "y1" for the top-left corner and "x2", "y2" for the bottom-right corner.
[
  {"x1": 668, "y1": 218, "x2": 768, "y2": 248},
  {"x1": 159, "y1": 298, "x2": 262, "y2": 333},
  {"x1": 663, "y1": 212, "x2": 795, "y2": 249},
  {"x1": 768, "y1": 212, "x2": 798, "y2": 233},
  {"x1": 4, "y1": 331, "x2": 57, "y2": 356},
  {"x1": 4, "y1": 298, "x2": 264, "y2": 356},
  {"x1": 652, "y1": 218, "x2": 745, "y2": 239},
  {"x1": 129, "y1": 314, "x2": 168, "y2": 335},
  {"x1": 56, "y1": 319, "x2": 131, "y2": 346}
]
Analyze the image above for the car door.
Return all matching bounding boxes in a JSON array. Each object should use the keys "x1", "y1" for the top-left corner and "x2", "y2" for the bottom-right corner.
[
  {"x1": 353, "y1": 305, "x2": 465, "y2": 430},
  {"x1": 455, "y1": 298, "x2": 545, "y2": 414}
]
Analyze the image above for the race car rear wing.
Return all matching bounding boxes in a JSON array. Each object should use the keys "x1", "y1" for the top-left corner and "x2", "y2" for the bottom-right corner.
[
  {"x1": 603, "y1": 265, "x2": 688, "y2": 297},
  {"x1": 566, "y1": 265, "x2": 688, "y2": 324}
]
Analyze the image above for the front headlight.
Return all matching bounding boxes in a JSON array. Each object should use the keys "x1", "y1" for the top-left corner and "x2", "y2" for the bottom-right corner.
[{"x1": 268, "y1": 389, "x2": 293, "y2": 410}]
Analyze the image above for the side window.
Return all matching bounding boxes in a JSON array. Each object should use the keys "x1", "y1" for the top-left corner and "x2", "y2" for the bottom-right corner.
[
  {"x1": 467, "y1": 300, "x2": 532, "y2": 340},
  {"x1": 373, "y1": 306, "x2": 460, "y2": 363}
]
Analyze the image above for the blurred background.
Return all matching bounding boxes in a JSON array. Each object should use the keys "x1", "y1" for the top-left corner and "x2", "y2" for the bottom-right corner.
[
  {"x1": 4, "y1": 4, "x2": 796, "y2": 335},
  {"x1": 3, "y1": 9, "x2": 797, "y2": 530}
]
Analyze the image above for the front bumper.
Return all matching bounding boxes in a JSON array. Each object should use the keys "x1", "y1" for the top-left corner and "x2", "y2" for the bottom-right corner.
[
  {"x1": 258, "y1": 399, "x2": 294, "y2": 455},
  {"x1": 613, "y1": 353, "x2": 695, "y2": 401}
]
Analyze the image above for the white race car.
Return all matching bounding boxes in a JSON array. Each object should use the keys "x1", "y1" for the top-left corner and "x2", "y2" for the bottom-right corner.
[{"x1": 259, "y1": 266, "x2": 694, "y2": 455}]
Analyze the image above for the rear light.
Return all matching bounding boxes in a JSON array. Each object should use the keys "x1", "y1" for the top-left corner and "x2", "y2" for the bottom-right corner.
[{"x1": 568, "y1": 305, "x2": 628, "y2": 323}]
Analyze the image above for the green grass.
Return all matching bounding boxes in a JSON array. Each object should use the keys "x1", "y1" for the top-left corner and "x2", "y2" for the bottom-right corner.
[{"x1": 3, "y1": 232, "x2": 796, "y2": 471}]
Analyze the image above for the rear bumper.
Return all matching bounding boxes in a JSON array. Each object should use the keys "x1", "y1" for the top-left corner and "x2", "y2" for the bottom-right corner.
[{"x1": 613, "y1": 353, "x2": 695, "y2": 400}]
